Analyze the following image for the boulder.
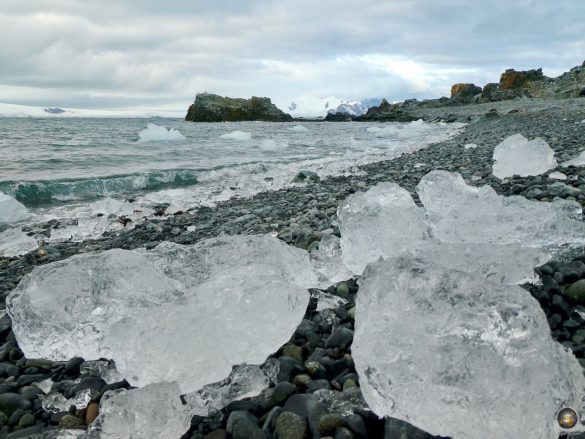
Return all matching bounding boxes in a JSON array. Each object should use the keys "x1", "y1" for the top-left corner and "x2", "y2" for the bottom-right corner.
[
  {"x1": 185, "y1": 93, "x2": 293, "y2": 122},
  {"x1": 450, "y1": 83, "x2": 481, "y2": 98}
]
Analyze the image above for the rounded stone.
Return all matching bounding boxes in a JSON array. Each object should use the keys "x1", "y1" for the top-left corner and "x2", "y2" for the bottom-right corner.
[
  {"x1": 85, "y1": 401, "x2": 99, "y2": 424},
  {"x1": 17, "y1": 413, "x2": 35, "y2": 428},
  {"x1": 566, "y1": 279, "x2": 585, "y2": 304},
  {"x1": 272, "y1": 382, "x2": 297, "y2": 405},
  {"x1": 319, "y1": 413, "x2": 345, "y2": 436},
  {"x1": 336, "y1": 283, "x2": 350, "y2": 297},
  {"x1": 558, "y1": 407, "x2": 578, "y2": 429},
  {"x1": 59, "y1": 414, "x2": 86, "y2": 429},
  {"x1": 275, "y1": 411, "x2": 309, "y2": 439},
  {"x1": 0, "y1": 393, "x2": 31, "y2": 416}
]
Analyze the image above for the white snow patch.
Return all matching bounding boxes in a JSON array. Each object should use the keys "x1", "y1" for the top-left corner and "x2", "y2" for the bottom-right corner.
[{"x1": 138, "y1": 123, "x2": 186, "y2": 142}]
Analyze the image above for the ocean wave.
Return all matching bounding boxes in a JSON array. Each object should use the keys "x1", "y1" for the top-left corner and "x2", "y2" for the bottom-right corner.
[{"x1": 0, "y1": 169, "x2": 199, "y2": 206}]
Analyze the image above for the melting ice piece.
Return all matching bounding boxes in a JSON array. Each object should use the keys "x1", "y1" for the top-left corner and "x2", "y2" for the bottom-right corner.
[
  {"x1": 0, "y1": 192, "x2": 30, "y2": 223},
  {"x1": 337, "y1": 182, "x2": 427, "y2": 275},
  {"x1": 417, "y1": 170, "x2": 585, "y2": 250},
  {"x1": 353, "y1": 256, "x2": 585, "y2": 439},
  {"x1": 310, "y1": 235, "x2": 354, "y2": 287},
  {"x1": 562, "y1": 150, "x2": 585, "y2": 167},
  {"x1": 184, "y1": 363, "x2": 273, "y2": 416},
  {"x1": 80, "y1": 360, "x2": 124, "y2": 384},
  {"x1": 492, "y1": 133, "x2": 557, "y2": 178},
  {"x1": 464, "y1": 143, "x2": 478, "y2": 149},
  {"x1": 91, "y1": 382, "x2": 190, "y2": 439},
  {"x1": 0, "y1": 227, "x2": 38, "y2": 257},
  {"x1": 549, "y1": 171, "x2": 568, "y2": 180},
  {"x1": 138, "y1": 123, "x2": 186, "y2": 142},
  {"x1": 220, "y1": 130, "x2": 252, "y2": 141},
  {"x1": 7, "y1": 235, "x2": 314, "y2": 393},
  {"x1": 312, "y1": 290, "x2": 348, "y2": 312}
]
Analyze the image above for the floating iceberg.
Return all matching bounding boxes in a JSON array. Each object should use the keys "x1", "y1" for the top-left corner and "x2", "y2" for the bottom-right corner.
[
  {"x1": 0, "y1": 192, "x2": 31, "y2": 223},
  {"x1": 138, "y1": 123, "x2": 186, "y2": 142},
  {"x1": 562, "y1": 150, "x2": 585, "y2": 167},
  {"x1": 492, "y1": 133, "x2": 557, "y2": 178},
  {"x1": 336, "y1": 171, "x2": 585, "y2": 283},
  {"x1": 7, "y1": 235, "x2": 315, "y2": 394},
  {"x1": 353, "y1": 256, "x2": 585, "y2": 439},
  {"x1": 91, "y1": 382, "x2": 191, "y2": 439},
  {"x1": 220, "y1": 130, "x2": 252, "y2": 141},
  {"x1": 288, "y1": 124, "x2": 309, "y2": 132},
  {"x1": 259, "y1": 138, "x2": 288, "y2": 151}
]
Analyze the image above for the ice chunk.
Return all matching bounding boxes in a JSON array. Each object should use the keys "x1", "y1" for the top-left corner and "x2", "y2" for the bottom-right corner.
[
  {"x1": 0, "y1": 227, "x2": 38, "y2": 257},
  {"x1": 337, "y1": 182, "x2": 428, "y2": 274},
  {"x1": 184, "y1": 363, "x2": 272, "y2": 416},
  {"x1": 91, "y1": 382, "x2": 190, "y2": 439},
  {"x1": 337, "y1": 172, "x2": 584, "y2": 283},
  {"x1": 549, "y1": 171, "x2": 568, "y2": 180},
  {"x1": 288, "y1": 125, "x2": 309, "y2": 132},
  {"x1": 312, "y1": 290, "x2": 348, "y2": 312},
  {"x1": 220, "y1": 130, "x2": 252, "y2": 141},
  {"x1": 417, "y1": 171, "x2": 585, "y2": 250},
  {"x1": 138, "y1": 123, "x2": 186, "y2": 142},
  {"x1": 492, "y1": 133, "x2": 557, "y2": 178},
  {"x1": 310, "y1": 235, "x2": 354, "y2": 287},
  {"x1": 313, "y1": 388, "x2": 368, "y2": 416},
  {"x1": 80, "y1": 360, "x2": 124, "y2": 384},
  {"x1": 353, "y1": 256, "x2": 585, "y2": 439},
  {"x1": 562, "y1": 150, "x2": 585, "y2": 167},
  {"x1": 259, "y1": 139, "x2": 288, "y2": 151},
  {"x1": 464, "y1": 143, "x2": 478, "y2": 149},
  {"x1": 41, "y1": 387, "x2": 95, "y2": 412},
  {"x1": 0, "y1": 192, "x2": 30, "y2": 223},
  {"x1": 7, "y1": 235, "x2": 314, "y2": 393}
]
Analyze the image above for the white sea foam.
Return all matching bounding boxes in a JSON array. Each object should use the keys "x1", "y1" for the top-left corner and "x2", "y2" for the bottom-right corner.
[
  {"x1": 138, "y1": 123, "x2": 186, "y2": 142},
  {"x1": 220, "y1": 130, "x2": 252, "y2": 141}
]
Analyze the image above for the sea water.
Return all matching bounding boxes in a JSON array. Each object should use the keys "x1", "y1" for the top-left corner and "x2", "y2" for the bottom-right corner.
[{"x1": 0, "y1": 117, "x2": 464, "y2": 255}]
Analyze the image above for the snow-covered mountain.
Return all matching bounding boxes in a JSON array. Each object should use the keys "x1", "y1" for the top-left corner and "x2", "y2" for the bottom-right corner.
[
  {"x1": 327, "y1": 101, "x2": 368, "y2": 117},
  {"x1": 284, "y1": 97, "x2": 384, "y2": 118}
]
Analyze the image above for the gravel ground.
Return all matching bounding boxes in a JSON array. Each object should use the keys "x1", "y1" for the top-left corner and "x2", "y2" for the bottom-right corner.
[{"x1": 0, "y1": 98, "x2": 584, "y2": 438}]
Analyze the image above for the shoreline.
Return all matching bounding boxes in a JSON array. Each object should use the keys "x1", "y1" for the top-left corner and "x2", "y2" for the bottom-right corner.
[{"x1": 0, "y1": 98, "x2": 585, "y2": 437}]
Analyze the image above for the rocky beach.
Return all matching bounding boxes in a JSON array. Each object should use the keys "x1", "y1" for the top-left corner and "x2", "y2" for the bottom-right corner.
[{"x1": 0, "y1": 83, "x2": 584, "y2": 439}]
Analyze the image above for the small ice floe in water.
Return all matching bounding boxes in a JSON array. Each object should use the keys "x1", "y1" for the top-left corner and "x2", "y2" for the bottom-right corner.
[
  {"x1": 288, "y1": 124, "x2": 309, "y2": 132},
  {"x1": 492, "y1": 133, "x2": 557, "y2": 178},
  {"x1": 90, "y1": 382, "x2": 191, "y2": 439},
  {"x1": 219, "y1": 130, "x2": 252, "y2": 141},
  {"x1": 353, "y1": 256, "x2": 585, "y2": 439},
  {"x1": 549, "y1": 171, "x2": 568, "y2": 180},
  {"x1": 0, "y1": 192, "x2": 30, "y2": 223},
  {"x1": 464, "y1": 143, "x2": 478, "y2": 149},
  {"x1": 7, "y1": 235, "x2": 315, "y2": 394},
  {"x1": 562, "y1": 150, "x2": 585, "y2": 167},
  {"x1": 138, "y1": 123, "x2": 186, "y2": 142},
  {"x1": 259, "y1": 138, "x2": 288, "y2": 151}
]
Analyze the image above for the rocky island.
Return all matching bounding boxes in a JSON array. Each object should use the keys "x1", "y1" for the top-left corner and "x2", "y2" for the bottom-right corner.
[{"x1": 185, "y1": 93, "x2": 293, "y2": 122}]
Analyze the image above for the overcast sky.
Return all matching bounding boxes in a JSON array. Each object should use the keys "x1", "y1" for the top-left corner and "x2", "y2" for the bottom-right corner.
[{"x1": 1, "y1": 0, "x2": 583, "y2": 114}]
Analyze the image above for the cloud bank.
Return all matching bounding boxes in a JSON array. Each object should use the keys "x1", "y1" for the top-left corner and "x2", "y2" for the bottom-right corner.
[{"x1": 1, "y1": 0, "x2": 583, "y2": 114}]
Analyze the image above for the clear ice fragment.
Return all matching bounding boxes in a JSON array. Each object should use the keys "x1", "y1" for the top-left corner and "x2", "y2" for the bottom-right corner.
[{"x1": 492, "y1": 133, "x2": 557, "y2": 178}]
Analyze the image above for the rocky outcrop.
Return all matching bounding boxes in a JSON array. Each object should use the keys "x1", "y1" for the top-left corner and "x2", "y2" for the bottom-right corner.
[
  {"x1": 451, "y1": 83, "x2": 482, "y2": 99},
  {"x1": 349, "y1": 99, "x2": 418, "y2": 122},
  {"x1": 499, "y1": 68, "x2": 545, "y2": 90},
  {"x1": 185, "y1": 93, "x2": 292, "y2": 122}
]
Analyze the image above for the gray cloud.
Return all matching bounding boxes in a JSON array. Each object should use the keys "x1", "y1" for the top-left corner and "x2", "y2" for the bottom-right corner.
[{"x1": 0, "y1": 0, "x2": 583, "y2": 113}]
